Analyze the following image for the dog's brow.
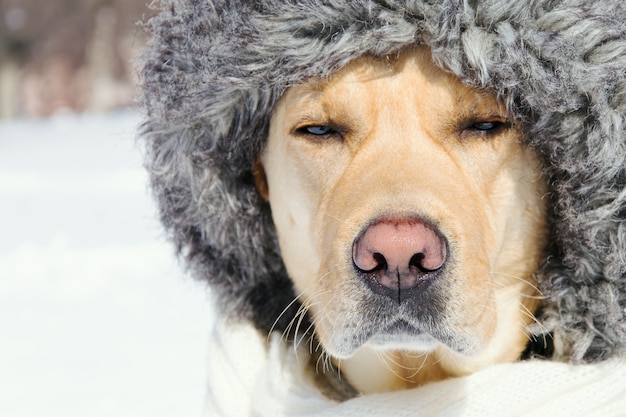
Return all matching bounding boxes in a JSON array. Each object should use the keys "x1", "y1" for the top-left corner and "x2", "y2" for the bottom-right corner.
[
  {"x1": 453, "y1": 98, "x2": 508, "y2": 123},
  {"x1": 291, "y1": 113, "x2": 332, "y2": 128}
]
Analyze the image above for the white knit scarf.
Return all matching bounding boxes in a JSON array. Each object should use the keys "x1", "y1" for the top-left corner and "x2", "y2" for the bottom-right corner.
[{"x1": 206, "y1": 319, "x2": 626, "y2": 417}]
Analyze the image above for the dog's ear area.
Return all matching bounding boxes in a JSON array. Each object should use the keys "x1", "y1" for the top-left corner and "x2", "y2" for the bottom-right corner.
[{"x1": 252, "y1": 160, "x2": 270, "y2": 201}]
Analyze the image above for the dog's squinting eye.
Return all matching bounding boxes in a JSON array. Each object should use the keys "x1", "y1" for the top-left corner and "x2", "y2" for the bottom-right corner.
[
  {"x1": 472, "y1": 122, "x2": 499, "y2": 131},
  {"x1": 301, "y1": 125, "x2": 334, "y2": 135},
  {"x1": 462, "y1": 120, "x2": 509, "y2": 138},
  {"x1": 294, "y1": 124, "x2": 343, "y2": 141}
]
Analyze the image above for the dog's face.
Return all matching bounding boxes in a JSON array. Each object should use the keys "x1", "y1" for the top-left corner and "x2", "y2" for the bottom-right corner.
[{"x1": 255, "y1": 47, "x2": 548, "y2": 392}]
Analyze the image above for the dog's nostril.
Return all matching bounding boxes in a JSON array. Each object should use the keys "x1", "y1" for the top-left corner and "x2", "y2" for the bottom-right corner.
[
  {"x1": 352, "y1": 218, "x2": 447, "y2": 301},
  {"x1": 409, "y1": 253, "x2": 427, "y2": 272},
  {"x1": 408, "y1": 251, "x2": 444, "y2": 273},
  {"x1": 370, "y1": 253, "x2": 387, "y2": 272},
  {"x1": 355, "y1": 252, "x2": 388, "y2": 273}
]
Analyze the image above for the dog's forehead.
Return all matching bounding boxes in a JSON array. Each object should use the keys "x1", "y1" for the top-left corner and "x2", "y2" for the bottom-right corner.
[
  {"x1": 275, "y1": 48, "x2": 506, "y2": 126},
  {"x1": 292, "y1": 48, "x2": 451, "y2": 96}
]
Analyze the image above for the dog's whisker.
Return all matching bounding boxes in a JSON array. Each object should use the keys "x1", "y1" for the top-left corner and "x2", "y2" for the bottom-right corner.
[
  {"x1": 269, "y1": 290, "x2": 308, "y2": 343},
  {"x1": 383, "y1": 351, "x2": 425, "y2": 371},
  {"x1": 376, "y1": 350, "x2": 423, "y2": 384},
  {"x1": 312, "y1": 340, "x2": 335, "y2": 376},
  {"x1": 291, "y1": 299, "x2": 317, "y2": 346},
  {"x1": 405, "y1": 351, "x2": 433, "y2": 379},
  {"x1": 315, "y1": 266, "x2": 347, "y2": 286},
  {"x1": 281, "y1": 307, "x2": 300, "y2": 345},
  {"x1": 275, "y1": 294, "x2": 322, "y2": 342},
  {"x1": 319, "y1": 212, "x2": 360, "y2": 230},
  {"x1": 295, "y1": 315, "x2": 319, "y2": 350},
  {"x1": 490, "y1": 271, "x2": 545, "y2": 298},
  {"x1": 282, "y1": 294, "x2": 319, "y2": 348},
  {"x1": 315, "y1": 350, "x2": 331, "y2": 375},
  {"x1": 376, "y1": 351, "x2": 403, "y2": 381},
  {"x1": 327, "y1": 353, "x2": 336, "y2": 376},
  {"x1": 519, "y1": 302, "x2": 550, "y2": 336},
  {"x1": 280, "y1": 288, "x2": 332, "y2": 347},
  {"x1": 379, "y1": 351, "x2": 410, "y2": 381},
  {"x1": 314, "y1": 346, "x2": 326, "y2": 373},
  {"x1": 335, "y1": 357, "x2": 342, "y2": 379},
  {"x1": 399, "y1": 350, "x2": 429, "y2": 360},
  {"x1": 292, "y1": 302, "x2": 324, "y2": 365}
]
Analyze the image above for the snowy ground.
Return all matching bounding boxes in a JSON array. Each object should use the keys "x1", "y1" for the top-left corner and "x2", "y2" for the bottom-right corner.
[{"x1": 0, "y1": 112, "x2": 215, "y2": 417}]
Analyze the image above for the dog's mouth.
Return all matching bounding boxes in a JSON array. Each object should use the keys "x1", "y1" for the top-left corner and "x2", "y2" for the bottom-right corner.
[
  {"x1": 324, "y1": 321, "x2": 472, "y2": 360},
  {"x1": 318, "y1": 288, "x2": 482, "y2": 359},
  {"x1": 381, "y1": 318, "x2": 427, "y2": 334}
]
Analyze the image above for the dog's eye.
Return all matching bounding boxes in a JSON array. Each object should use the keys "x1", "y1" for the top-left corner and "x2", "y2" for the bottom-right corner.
[
  {"x1": 297, "y1": 125, "x2": 336, "y2": 136},
  {"x1": 462, "y1": 120, "x2": 509, "y2": 138},
  {"x1": 472, "y1": 122, "x2": 499, "y2": 131},
  {"x1": 293, "y1": 124, "x2": 344, "y2": 142}
]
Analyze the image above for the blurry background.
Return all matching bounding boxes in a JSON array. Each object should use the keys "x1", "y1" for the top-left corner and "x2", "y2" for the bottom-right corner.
[
  {"x1": 1, "y1": 1, "x2": 215, "y2": 416},
  {"x1": 0, "y1": 0, "x2": 149, "y2": 118}
]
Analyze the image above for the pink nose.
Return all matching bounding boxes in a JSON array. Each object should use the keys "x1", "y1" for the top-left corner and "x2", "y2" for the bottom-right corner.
[{"x1": 352, "y1": 219, "x2": 447, "y2": 300}]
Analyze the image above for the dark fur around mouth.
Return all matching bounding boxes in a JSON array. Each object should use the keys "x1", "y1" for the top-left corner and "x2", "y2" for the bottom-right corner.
[
  {"x1": 333, "y1": 285, "x2": 477, "y2": 357},
  {"x1": 139, "y1": 0, "x2": 626, "y2": 366}
]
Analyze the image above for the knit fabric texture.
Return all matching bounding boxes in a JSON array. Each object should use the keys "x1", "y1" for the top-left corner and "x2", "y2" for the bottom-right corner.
[
  {"x1": 206, "y1": 317, "x2": 626, "y2": 416},
  {"x1": 138, "y1": 0, "x2": 626, "y2": 367}
]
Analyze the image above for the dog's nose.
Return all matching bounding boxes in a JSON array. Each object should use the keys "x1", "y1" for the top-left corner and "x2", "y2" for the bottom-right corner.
[{"x1": 352, "y1": 219, "x2": 447, "y2": 302}]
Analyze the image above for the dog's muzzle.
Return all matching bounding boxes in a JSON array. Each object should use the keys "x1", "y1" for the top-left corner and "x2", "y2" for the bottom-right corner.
[{"x1": 352, "y1": 218, "x2": 447, "y2": 304}]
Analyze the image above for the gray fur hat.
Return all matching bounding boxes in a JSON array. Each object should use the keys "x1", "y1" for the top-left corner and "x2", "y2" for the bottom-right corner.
[{"x1": 139, "y1": 0, "x2": 626, "y2": 364}]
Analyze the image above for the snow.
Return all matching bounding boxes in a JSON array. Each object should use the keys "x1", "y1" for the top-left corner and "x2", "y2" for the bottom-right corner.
[{"x1": 0, "y1": 112, "x2": 215, "y2": 417}]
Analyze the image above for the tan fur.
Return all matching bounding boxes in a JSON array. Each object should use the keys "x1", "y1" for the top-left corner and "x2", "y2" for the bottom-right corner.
[{"x1": 255, "y1": 47, "x2": 548, "y2": 394}]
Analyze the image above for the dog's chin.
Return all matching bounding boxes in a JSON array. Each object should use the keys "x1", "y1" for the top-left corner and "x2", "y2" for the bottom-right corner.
[
  {"x1": 322, "y1": 318, "x2": 481, "y2": 360},
  {"x1": 369, "y1": 319, "x2": 438, "y2": 349},
  {"x1": 367, "y1": 332, "x2": 439, "y2": 352}
]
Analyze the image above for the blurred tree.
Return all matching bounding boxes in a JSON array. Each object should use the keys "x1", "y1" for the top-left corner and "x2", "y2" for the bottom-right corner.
[{"x1": 0, "y1": 0, "x2": 154, "y2": 118}]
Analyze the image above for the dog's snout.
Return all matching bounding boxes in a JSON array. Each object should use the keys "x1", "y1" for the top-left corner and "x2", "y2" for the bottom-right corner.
[{"x1": 352, "y1": 219, "x2": 447, "y2": 302}]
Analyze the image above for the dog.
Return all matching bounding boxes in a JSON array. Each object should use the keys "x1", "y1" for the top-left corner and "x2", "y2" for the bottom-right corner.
[
  {"x1": 252, "y1": 46, "x2": 549, "y2": 394},
  {"x1": 141, "y1": 0, "x2": 626, "y2": 405}
]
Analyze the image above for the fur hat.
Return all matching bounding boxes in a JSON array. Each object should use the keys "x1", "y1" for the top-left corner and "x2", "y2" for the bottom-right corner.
[{"x1": 139, "y1": 0, "x2": 626, "y2": 364}]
